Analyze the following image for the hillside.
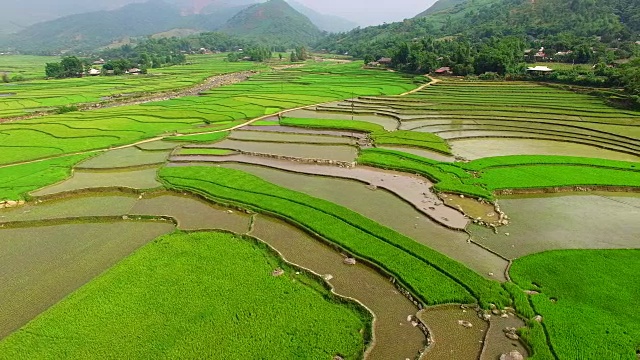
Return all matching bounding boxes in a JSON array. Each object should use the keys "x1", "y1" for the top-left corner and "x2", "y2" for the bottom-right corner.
[
  {"x1": 414, "y1": 0, "x2": 467, "y2": 17},
  {"x1": 287, "y1": 0, "x2": 357, "y2": 33},
  {"x1": 221, "y1": 0, "x2": 322, "y2": 46},
  {"x1": 316, "y1": 0, "x2": 640, "y2": 57}
]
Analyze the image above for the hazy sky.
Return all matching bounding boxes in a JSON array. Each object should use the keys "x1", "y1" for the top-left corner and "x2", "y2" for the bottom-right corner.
[{"x1": 294, "y1": 0, "x2": 436, "y2": 26}]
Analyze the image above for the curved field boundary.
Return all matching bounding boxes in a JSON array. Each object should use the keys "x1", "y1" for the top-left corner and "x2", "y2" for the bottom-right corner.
[{"x1": 160, "y1": 165, "x2": 510, "y2": 309}]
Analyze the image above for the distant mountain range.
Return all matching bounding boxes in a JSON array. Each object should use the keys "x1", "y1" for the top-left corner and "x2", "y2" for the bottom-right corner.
[{"x1": 0, "y1": 0, "x2": 356, "y2": 54}]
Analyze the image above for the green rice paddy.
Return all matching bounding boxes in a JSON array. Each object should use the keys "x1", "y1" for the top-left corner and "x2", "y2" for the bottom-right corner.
[{"x1": 0, "y1": 231, "x2": 371, "y2": 359}]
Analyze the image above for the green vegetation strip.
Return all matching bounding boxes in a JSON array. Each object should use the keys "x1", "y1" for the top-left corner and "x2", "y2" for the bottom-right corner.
[
  {"x1": 280, "y1": 117, "x2": 452, "y2": 154},
  {"x1": 0, "y1": 232, "x2": 370, "y2": 359},
  {"x1": 0, "y1": 154, "x2": 94, "y2": 200},
  {"x1": 511, "y1": 250, "x2": 640, "y2": 360},
  {"x1": 159, "y1": 166, "x2": 509, "y2": 308},
  {"x1": 358, "y1": 149, "x2": 640, "y2": 200}
]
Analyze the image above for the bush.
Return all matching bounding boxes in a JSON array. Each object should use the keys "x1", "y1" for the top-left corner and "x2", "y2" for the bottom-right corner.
[
  {"x1": 55, "y1": 105, "x2": 79, "y2": 114},
  {"x1": 1, "y1": 73, "x2": 9, "y2": 83}
]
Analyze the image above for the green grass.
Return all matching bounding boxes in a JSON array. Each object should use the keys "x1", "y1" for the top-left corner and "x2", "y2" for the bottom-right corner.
[
  {"x1": 0, "y1": 231, "x2": 370, "y2": 359},
  {"x1": 511, "y1": 250, "x2": 640, "y2": 360},
  {"x1": 358, "y1": 148, "x2": 640, "y2": 200},
  {"x1": 0, "y1": 154, "x2": 94, "y2": 200},
  {"x1": 281, "y1": 117, "x2": 387, "y2": 133},
  {"x1": 159, "y1": 165, "x2": 510, "y2": 308},
  {"x1": 177, "y1": 148, "x2": 235, "y2": 156}
]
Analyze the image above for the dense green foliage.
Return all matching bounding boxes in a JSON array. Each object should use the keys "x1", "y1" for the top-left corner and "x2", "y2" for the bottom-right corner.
[
  {"x1": 358, "y1": 148, "x2": 640, "y2": 200},
  {"x1": 160, "y1": 166, "x2": 510, "y2": 308},
  {"x1": 45, "y1": 56, "x2": 83, "y2": 79},
  {"x1": 0, "y1": 231, "x2": 371, "y2": 359},
  {"x1": 0, "y1": 154, "x2": 93, "y2": 200},
  {"x1": 511, "y1": 250, "x2": 640, "y2": 360},
  {"x1": 221, "y1": 0, "x2": 322, "y2": 48}
]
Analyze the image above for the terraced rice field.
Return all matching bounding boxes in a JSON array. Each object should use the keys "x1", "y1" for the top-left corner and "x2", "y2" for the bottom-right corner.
[{"x1": 1, "y1": 63, "x2": 639, "y2": 360}]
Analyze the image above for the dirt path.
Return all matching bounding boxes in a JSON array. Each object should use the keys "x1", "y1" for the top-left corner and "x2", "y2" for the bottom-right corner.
[
  {"x1": 0, "y1": 70, "x2": 260, "y2": 124},
  {"x1": 400, "y1": 75, "x2": 440, "y2": 96}
]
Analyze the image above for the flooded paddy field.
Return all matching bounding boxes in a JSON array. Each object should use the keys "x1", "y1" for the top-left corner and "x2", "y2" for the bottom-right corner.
[
  {"x1": 75, "y1": 147, "x2": 171, "y2": 169},
  {"x1": 379, "y1": 146, "x2": 455, "y2": 162},
  {"x1": 450, "y1": 138, "x2": 640, "y2": 162},
  {"x1": 131, "y1": 194, "x2": 251, "y2": 232},
  {"x1": 31, "y1": 168, "x2": 163, "y2": 197},
  {"x1": 283, "y1": 109, "x2": 399, "y2": 131},
  {"x1": 250, "y1": 216, "x2": 426, "y2": 360},
  {"x1": 219, "y1": 162, "x2": 509, "y2": 280},
  {"x1": 229, "y1": 130, "x2": 357, "y2": 145},
  {"x1": 204, "y1": 139, "x2": 359, "y2": 162},
  {"x1": 480, "y1": 314, "x2": 528, "y2": 360},
  {"x1": 0, "y1": 221, "x2": 175, "y2": 338},
  {"x1": 169, "y1": 154, "x2": 469, "y2": 229},
  {"x1": 419, "y1": 305, "x2": 487, "y2": 360},
  {"x1": 469, "y1": 192, "x2": 640, "y2": 259},
  {"x1": 238, "y1": 125, "x2": 367, "y2": 139},
  {"x1": 135, "y1": 140, "x2": 180, "y2": 151}
]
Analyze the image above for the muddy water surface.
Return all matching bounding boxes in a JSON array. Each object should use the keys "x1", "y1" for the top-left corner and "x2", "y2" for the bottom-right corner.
[
  {"x1": 219, "y1": 162, "x2": 508, "y2": 280},
  {"x1": 170, "y1": 154, "x2": 468, "y2": 229},
  {"x1": 209, "y1": 139, "x2": 359, "y2": 162},
  {"x1": 283, "y1": 109, "x2": 399, "y2": 131},
  {"x1": 0, "y1": 222, "x2": 175, "y2": 338},
  {"x1": 450, "y1": 138, "x2": 640, "y2": 162},
  {"x1": 380, "y1": 146, "x2": 455, "y2": 162},
  {"x1": 470, "y1": 192, "x2": 640, "y2": 259},
  {"x1": 419, "y1": 305, "x2": 487, "y2": 360},
  {"x1": 239, "y1": 125, "x2": 367, "y2": 139},
  {"x1": 250, "y1": 216, "x2": 425, "y2": 360},
  {"x1": 76, "y1": 147, "x2": 170, "y2": 169},
  {"x1": 480, "y1": 315, "x2": 528, "y2": 360},
  {"x1": 131, "y1": 194, "x2": 251, "y2": 232},
  {"x1": 31, "y1": 168, "x2": 162, "y2": 197},
  {"x1": 229, "y1": 130, "x2": 356, "y2": 145},
  {"x1": 0, "y1": 195, "x2": 137, "y2": 222}
]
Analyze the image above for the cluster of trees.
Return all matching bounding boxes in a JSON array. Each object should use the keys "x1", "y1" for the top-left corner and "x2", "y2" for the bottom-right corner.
[
  {"x1": 45, "y1": 56, "x2": 84, "y2": 79},
  {"x1": 290, "y1": 47, "x2": 309, "y2": 62},
  {"x1": 227, "y1": 46, "x2": 272, "y2": 62},
  {"x1": 375, "y1": 36, "x2": 526, "y2": 76}
]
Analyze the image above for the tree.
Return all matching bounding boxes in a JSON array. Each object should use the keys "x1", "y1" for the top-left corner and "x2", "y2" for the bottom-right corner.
[
  {"x1": 363, "y1": 54, "x2": 375, "y2": 64},
  {"x1": 290, "y1": 51, "x2": 298, "y2": 62},
  {"x1": 45, "y1": 62, "x2": 64, "y2": 78},
  {"x1": 60, "y1": 56, "x2": 83, "y2": 78}
]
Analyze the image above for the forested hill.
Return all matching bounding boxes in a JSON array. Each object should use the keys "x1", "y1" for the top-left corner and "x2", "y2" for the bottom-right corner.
[
  {"x1": 415, "y1": 0, "x2": 467, "y2": 18},
  {"x1": 316, "y1": 0, "x2": 640, "y2": 58},
  {"x1": 221, "y1": 0, "x2": 323, "y2": 47}
]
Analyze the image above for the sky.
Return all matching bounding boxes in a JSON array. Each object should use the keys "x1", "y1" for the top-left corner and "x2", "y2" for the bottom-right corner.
[
  {"x1": 294, "y1": 0, "x2": 436, "y2": 26},
  {"x1": 0, "y1": 0, "x2": 438, "y2": 33}
]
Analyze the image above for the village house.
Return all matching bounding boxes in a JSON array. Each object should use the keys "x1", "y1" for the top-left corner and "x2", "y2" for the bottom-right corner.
[
  {"x1": 88, "y1": 68, "x2": 101, "y2": 76},
  {"x1": 434, "y1": 66, "x2": 452, "y2": 75},
  {"x1": 377, "y1": 57, "x2": 392, "y2": 66},
  {"x1": 127, "y1": 68, "x2": 141, "y2": 75},
  {"x1": 93, "y1": 58, "x2": 105, "y2": 65}
]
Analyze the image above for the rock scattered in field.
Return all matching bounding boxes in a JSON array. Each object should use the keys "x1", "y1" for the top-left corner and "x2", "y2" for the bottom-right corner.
[
  {"x1": 343, "y1": 258, "x2": 357, "y2": 265},
  {"x1": 323, "y1": 274, "x2": 334, "y2": 281},
  {"x1": 534, "y1": 315, "x2": 543, "y2": 323},
  {"x1": 500, "y1": 350, "x2": 524, "y2": 360},
  {"x1": 271, "y1": 268, "x2": 285, "y2": 277},
  {"x1": 458, "y1": 320, "x2": 473, "y2": 328},
  {"x1": 503, "y1": 327, "x2": 520, "y2": 340}
]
